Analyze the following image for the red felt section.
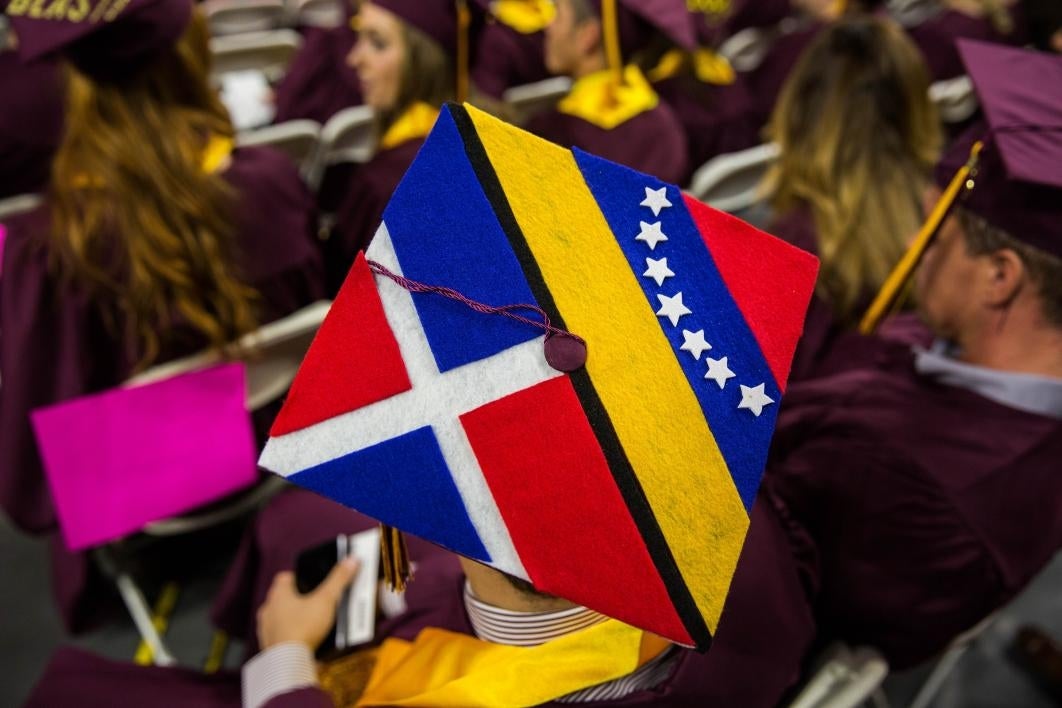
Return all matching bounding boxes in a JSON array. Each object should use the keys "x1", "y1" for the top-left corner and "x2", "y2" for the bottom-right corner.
[
  {"x1": 461, "y1": 376, "x2": 693, "y2": 646},
  {"x1": 683, "y1": 195, "x2": 819, "y2": 392},
  {"x1": 270, "y1": 254, "x2": 411, "y2": 436}
]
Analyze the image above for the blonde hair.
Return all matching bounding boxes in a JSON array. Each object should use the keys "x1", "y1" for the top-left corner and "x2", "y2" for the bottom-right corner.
[
  {"x1": 764, "y1": 17, "x2": 942, "y2": 322},
  {"x1": 49, "y1": 12, "x2": 258, "y2": 371}
]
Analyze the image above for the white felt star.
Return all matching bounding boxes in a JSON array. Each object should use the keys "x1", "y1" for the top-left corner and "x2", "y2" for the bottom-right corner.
[
  {"x1": 640, "y1": 186, "x2": 673, "y2": 216},
  {"x1": 704, "y1": 356, "x2": 735, "y2": 389},
  {"x1": 680, "y1": 329, "x2": 712, "y2": 360},
  {"x1": 738, "y1": 383, "x2": 775, "y2": 417},
  {"x1": 635, "y1": 221, "x2": 668, "y2": 250},
  {"x1": 655, "y1": 292, "x2": 691, "y2": 327},
  {"x1": 643, "y1": 257, "x2": 675, "y2": 287}
]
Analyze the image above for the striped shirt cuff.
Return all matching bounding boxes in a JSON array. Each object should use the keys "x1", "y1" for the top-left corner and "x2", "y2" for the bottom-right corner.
[{"x1": 242, "y1": 642, "x2": 319, "y2": 708}]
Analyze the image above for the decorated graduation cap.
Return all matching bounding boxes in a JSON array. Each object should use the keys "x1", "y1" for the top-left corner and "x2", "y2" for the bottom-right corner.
[
  {"x1": 259, "y1": 103, "x2": 818, "y2": 650},
  {"x1": 5, "y1": 0, "x2": 192, "y2": 78},
  {"x1": 861, "y1": 40, "x2": 1062, "y2": 333}
]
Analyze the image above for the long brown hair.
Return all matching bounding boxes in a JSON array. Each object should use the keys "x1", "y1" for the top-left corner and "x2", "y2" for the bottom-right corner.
[
  {"x1": 377, "y1": 21, "x2": 454, "y2": 137},
  {"x1": 49, "y1": 12, "x2": 258, "y2": 370},
  {"x1": 764, "y1": 17, "x2": 942, "y2": 322}
]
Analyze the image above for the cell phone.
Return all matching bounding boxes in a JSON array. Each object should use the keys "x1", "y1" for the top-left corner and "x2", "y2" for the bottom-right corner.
[{"x1": 294, "y1": 528, "x2": 381, "y2": 659}]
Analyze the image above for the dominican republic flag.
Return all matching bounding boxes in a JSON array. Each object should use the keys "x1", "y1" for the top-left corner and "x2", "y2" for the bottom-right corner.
[{"x1": 260, "y1": 103, "x2": 818, "y2": 650}]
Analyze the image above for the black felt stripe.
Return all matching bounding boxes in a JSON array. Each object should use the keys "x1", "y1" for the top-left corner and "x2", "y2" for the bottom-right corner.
[{"x1": 448, "y1": 103, "x2": 713, "y2": 651}]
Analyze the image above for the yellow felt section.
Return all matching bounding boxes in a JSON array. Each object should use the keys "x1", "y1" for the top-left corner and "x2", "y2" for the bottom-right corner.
[
  {"x1": 556, "y1": 66, "x2": 660, "y2": 130},
  {"x1": 380, "y1": 103, "x2": 441, "y2": 151},
  {"x1": 356, "y1": 621, "x2": 657, "y2": 707},
  {"x1": 466, "y1": 105, "x2": 749, "y2": 633}
]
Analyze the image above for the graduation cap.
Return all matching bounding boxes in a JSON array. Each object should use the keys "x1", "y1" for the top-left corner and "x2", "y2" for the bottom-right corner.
[
  {"x1": 4, "y1": 0, "x2": 192, "y2": 78},
  {"x1": 860, "y1": 40, "x2": 1062, "y2": 334},
  {"x1": 259, "y1": 103, "x2": 818, "y2": 650}
]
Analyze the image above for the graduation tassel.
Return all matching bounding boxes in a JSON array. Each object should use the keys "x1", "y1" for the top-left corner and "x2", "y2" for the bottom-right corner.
[
  {"x1": 380, "y1": 524, "x2": 411, "y2": 592},
  {"x1": 859, "y1": 141, "x2": 983, "y2": 335}
]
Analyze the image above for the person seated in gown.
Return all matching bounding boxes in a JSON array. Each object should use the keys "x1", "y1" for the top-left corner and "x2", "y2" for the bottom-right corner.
[
  {"x1": 762, "y1": 40, "x2": 1062, "y2": 669},
  {"x1": 324, "y1": 0, "x2": 461, "y2": 294},
  {"x1": 762, "y1": 16, "x2": 942, "y2": 381},
  {"x1": 0, "y1": 18, "x2": 63, "y2": 200},
  {"x1": 471, "y1": 0, "x2": 554, "y2": 102},
  {"x1": 1024, "y1": 0, "x2": 1062, "y2": 53},
  {"x1": 272, "y1": 0, "x2": 364, "y2": 125},
  {"x1": 524, "y1": 0, "x2": 692, "y2": 185},
  {"x1": 0, "y1": 0, "x2": 326, "y2": 631}
]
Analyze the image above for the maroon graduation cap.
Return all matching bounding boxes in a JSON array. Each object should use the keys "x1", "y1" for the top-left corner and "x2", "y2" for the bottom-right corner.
[{"x1": 861, "y1": 40, "x2": 1062, "y2": 333}]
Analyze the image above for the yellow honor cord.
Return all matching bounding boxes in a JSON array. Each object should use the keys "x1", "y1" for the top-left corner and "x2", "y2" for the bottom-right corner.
[{"x1": 859, "y1": 141, "x2": 984, "y2": 335}]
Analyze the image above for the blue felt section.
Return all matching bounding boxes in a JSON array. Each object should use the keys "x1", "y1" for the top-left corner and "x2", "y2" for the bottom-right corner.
[
  {"x1": 288, "y1": 427, "x2": 492, "y2": 562},
  {"x1": 382, "y1": 106, "x2": 541, "y2": 373},
  {"x1": 573, "y1": 150, "x2": 778, "y2": 511}
]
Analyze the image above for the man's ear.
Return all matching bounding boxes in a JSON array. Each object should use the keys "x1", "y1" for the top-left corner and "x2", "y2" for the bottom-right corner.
[
  {"x1": 983, "y1": 248, "x2": 1026, "y2": 308},
  {"x1": 574, "y1": 16, "x2": 603, "y2": 59}
]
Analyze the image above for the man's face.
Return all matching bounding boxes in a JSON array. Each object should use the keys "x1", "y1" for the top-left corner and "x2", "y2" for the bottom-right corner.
[
  {"x1": 544, "y1": 0, "x2": 582, "y2": 75},
  {"x1": 915, "y1": 189, "x2": 984, "y2": 340}
]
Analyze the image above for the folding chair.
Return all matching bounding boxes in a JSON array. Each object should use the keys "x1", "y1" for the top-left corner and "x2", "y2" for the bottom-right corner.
[
  {"x1": 307, "y1": 105, "x2": 376, "y2": 191},
  {"x1": 718, "y1": 27, "x2": 775, "y2": 73},
  {"x1": 292, "y1": 0, "x2": 343, "y2": 28},
  {"x1": 788, "y1": 643, "x2": 890, "y2": 708},
  {"x1": 210, "y1": 28, "x2": 302, "y2": 84},
  {"x1": 929, "y1": 75, "x2": 979, "y2": 125},
  {"x1": 63, "y1": 300, "x2": 331, "y2": 665},
  {"x1": 237, "y1": 119, "x2": 322, "y2": 181},
  {"x1": 687, "y1": 142, "x2": 780, "y2": 214},
  {"x1": 906, "y1": 612, "x2": 999, "y2": 708},
  {"x1": 0, "y1": 192, "x2": 43, "y2": 223},
  {"x1": 202, "y1": 0, "x2": 288, "y2": 36},
  {"x1": 502, "y1": 76, "x2": 573, "y2": 125}
]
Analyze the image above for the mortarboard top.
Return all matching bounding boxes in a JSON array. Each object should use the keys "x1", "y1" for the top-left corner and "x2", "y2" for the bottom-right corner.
[
  {"x1": 258, "y1": 102, "x2": 818, "y2": 650},
  {"x1": 5, "y1": 0, "x2": 192, "y2": 79},
  {"x1": 861, "y1": 40, "x2": 1062, "y2": 334}
]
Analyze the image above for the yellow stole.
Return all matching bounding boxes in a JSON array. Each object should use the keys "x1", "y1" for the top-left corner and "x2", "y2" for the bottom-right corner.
[
  {"x1": 72, "y1": 134, "x2": 234, "y2": 189},
  {"x1": 380, "y1": 103, "x2": 442, "y2": 151},
  {"x1": 490, "y1": 0, "x2": 556, "y2": 33},
  {"x1": 320, "y1": 620, "x2": 670, "y2": 707},
  {"x1": 557, "y1": 65, "x2": 660, "y2": 131},
  {"x1": 648, "y1": 48, "x2": 736, "y2": 86}
]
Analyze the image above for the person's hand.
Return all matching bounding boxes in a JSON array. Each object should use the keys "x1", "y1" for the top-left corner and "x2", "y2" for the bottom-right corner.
[{"x1": 256, "y1": 558, "x2": 360, "y2": 651}]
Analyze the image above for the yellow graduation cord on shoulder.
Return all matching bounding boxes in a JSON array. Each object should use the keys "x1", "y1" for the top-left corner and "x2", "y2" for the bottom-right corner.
[
  {"x1": 557, "y1": 65, "x2": 660, "y2": 130},
  {"x1": 380, "y1": 103, "x2": 442, "y2": 151},
  {"x1": 343, "y1": 620, "x2": 670, "y2": 707},
  {"x1": 648, "y1": 48, "x2": 736, "y2": 86},
  {"x1": 201, "y1": 134, "x2": 235, "y2": 173},
  {"x1": 491, "y1": 0, "x2": 556, "y2": 33}
]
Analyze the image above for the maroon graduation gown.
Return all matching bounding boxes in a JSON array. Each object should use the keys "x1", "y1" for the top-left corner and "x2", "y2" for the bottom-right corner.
[
  {"x1": 0, "y1": 146, "x2": 326, "y2": 630},
  {"x1": 0, "y1": 53, "x2": 63, "y2": 199},
  {"x1": 652, "y1": 72, "x2": 760, "y2": 184},
  {"x1": 763, "y1": 344, "x2": 1062, "y2": 668},
  {"x1": 273, "y1": 26, "x2": 363, "y2": 125},
  {"x1": 905, "y1": 9, "x2": 1022, "y2": 81},
  {"x1": 323, "y1": 138, "x2": 424, "y2": 294},
  {"x1": 472, "y1": 23, "x2": 550, "y2": 99},
  {"x1": 27, "y1": 502, "x2": 812, "y2": 707},
  {"x1": 526, "y1": 103, "x2": 689, "y2": 186}
]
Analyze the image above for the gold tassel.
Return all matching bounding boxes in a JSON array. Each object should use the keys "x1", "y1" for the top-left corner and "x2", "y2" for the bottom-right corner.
[
  {"x1": 601, "y1": 0, "x2": 624, "y2": 86},
  {"x1": 380, "y1": 524, "x2": 411, "y2": 592},
  {"x1": 858, "y1": 141, "x2": 983, "y2": 335}
]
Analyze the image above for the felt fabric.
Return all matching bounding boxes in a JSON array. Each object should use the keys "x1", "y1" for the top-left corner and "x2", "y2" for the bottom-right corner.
[
  {"x1": 461, "y1": 375, "x2": 692, "y2": 646},
  {"x1": 265, "y1": 224, "x2": 559, "y2": 580},
  {"x1": 763, "y1": 343, "x2": 1062, "y2": 668},
  {"x1": 355, "y1": 621, "x2": 661, "y2": 707},
  {"x1": 464, "y1": 104, "x2": 752, "y2": 644},
  {"x1": 31, "y1": 362, "x2": 256, "y2": 550},
  {"x1": 0, "y1": 51, "x2": 64, "y2": 199},
  {"x1": 260, "y1": 102, "x2": 816, "y2": 651},
  {"x1": 381, "y1": 108, "x2": 542, "y2": 373},
  {"x1": 556, "y1": 66, "x2": 660, "y2": 131},
  {"x1": 526, "y1": 100, "x2": 689, "y2": 185},
  {"x1": 684, "y1": 195, "x2": 819, "y2": 392},
  {"x1": 471, "y1": 21, "x2": 549, "y2": 99},
  {"x1": 289, "y1": 426, "x2": 492, "y2": 562},
  {"x1": 270, "y1": 255, "x2": 410, "y2": 437},
  {"x1": 0, "y1": 145, "x2": 326, "y2": 629},
  {"x1": 273, "y1": 26, "x2": 363, "y2": 125}
]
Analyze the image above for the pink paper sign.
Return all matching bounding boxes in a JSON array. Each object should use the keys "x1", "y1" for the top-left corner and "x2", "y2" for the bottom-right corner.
[{"x1": 31, "y1": 362, "x2": 258, "y2": 550}]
